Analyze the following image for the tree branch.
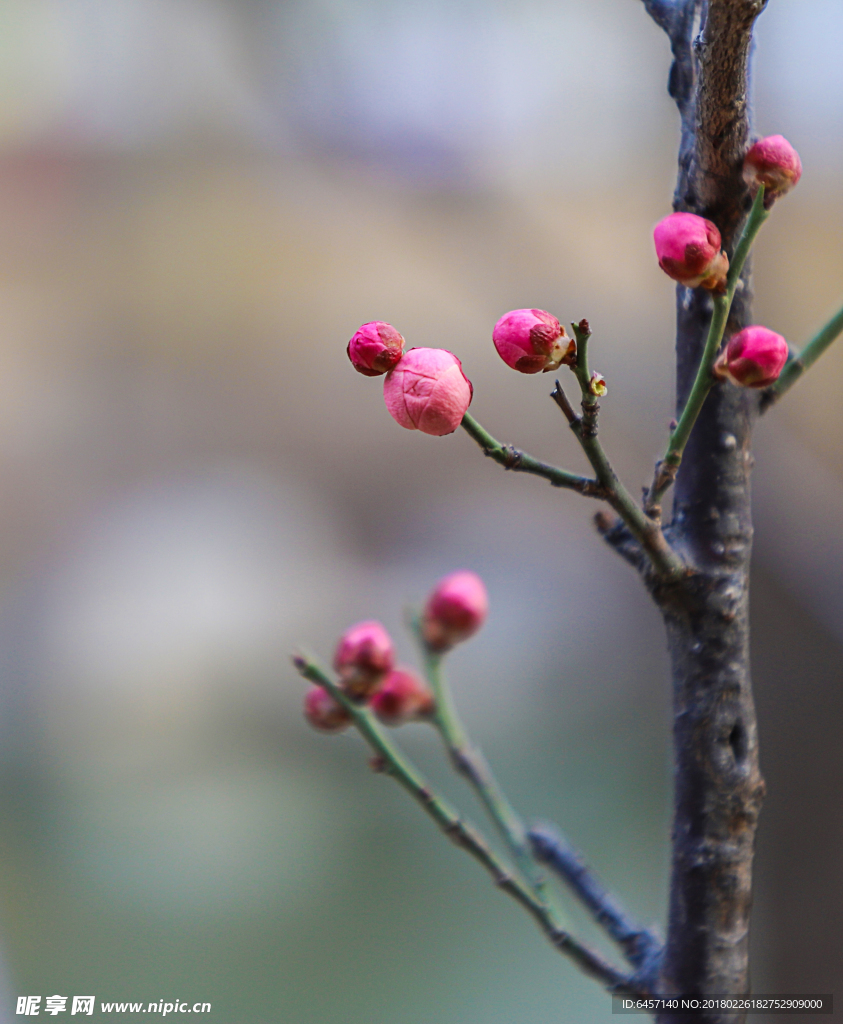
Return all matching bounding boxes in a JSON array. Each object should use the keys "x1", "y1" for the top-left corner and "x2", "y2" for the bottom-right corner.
[
  {"x1": 562, "y1": 322, "x2": 689, "y2": 583},
  {"x1": 529, "y1": 824, "x2": 663, "y2": 973},
  {"x1": 412, "y1": 629, "x2": 562, "y2": 922},
  {"x1": 761, "y1": 301, "x2": 843, "y2": 411},
  {"x1": 460, "y1": 412, "x2": 605, "y2": 497},
  {"x1": 594, "y1": 512, "x2": 650, "y2": 576},
  {"x1": 292, "y1": 653, "x2": 643, "y2": 994},
  {"x1": 644, "y1": 1, "x2": 769, "y2": 1018},
  {"x1": 645, "y1": 186, "x2": 769, "y2": 515}
]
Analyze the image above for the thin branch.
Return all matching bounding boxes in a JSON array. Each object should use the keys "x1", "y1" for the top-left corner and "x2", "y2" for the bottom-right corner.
[
  {"x1": 529, "y1": 824, "x2": 663, "y2": 971},
  {"x1": 292, "y1": 653, "x2": 643, "y2": 994},
  {"x1": 414, "y1": 634, "x2": 565, "y2": 926},
  {"x1": 460, "y1": 411, "x2": 605, "y2": 497},
  {"x1": 550, "y1": 381, "x2": 580, "y2": 427},
  {"x1": 761, "y1": 301, "x2": 843, "y2": 411},
  {"x1": 463, "y1": 343, "x2": 684, "y2": 580},
  {"x1": 645, "y1": 186, "x2": 769, "y2": 514},
  {"x1": 594, "y1": 512, "x2": 649, "y2": 576},
  {"x1": 564, "y1": 322, "x2": 688, "y2": 583}
]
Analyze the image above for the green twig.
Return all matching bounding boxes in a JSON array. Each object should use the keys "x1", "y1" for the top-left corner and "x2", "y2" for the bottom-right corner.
[
  {"x1": 645, "y1": 185, "x2": 770, "y2": 513},
  {"x1": 461, "y1": 336, "x2": 683, "y2": 579},
  {"x1": 460, "y1": 412, "x2": 605, "y2": 497},
  {"x1": 413, "y1": 632, "x2": 566, "y2": 927},
  {"x1": 761, "y1": 301, "x2": 843, "y2": 411},
  {"x1": 292, "y1": 653, "x2": 641, "y2": 993},
  {"x1": 563, "y1": 322, "x2": 687, "y2": 583}
]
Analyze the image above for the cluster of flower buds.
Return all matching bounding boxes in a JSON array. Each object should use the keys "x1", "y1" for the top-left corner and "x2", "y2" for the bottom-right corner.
[
  {"x1": 743, "y1": 135, "x2": 801, "y2": 204},
  {"x1": 714, "y1": 325, "x2": 789, "y2": 388},
  {"x1": 304, "y1": 571, "x2": 489, "y2": 732},
  {"x1": 347, "y1": 324, "x2": 473, "y2": 437},
  {"x1": 492, "y1": 309, "x2": 575, "y2": 374},
  {"x1": 334, "y1": 620, "x2": 395, "y2": 700},
  {"x1": 370, "y1": 667, "x2": 435, "y2": 725},
  {"x1": 343, "y1": 137, "x2": 801, "y2": 459},
  {"x1": 304, "y1": 617, "x2": 435, "y2": 731},
  {"x1": 303, "y1": 619, "x2": 396, "y2": 732},
  {"x1": 303, "y1": 684, "x2": 352, "y2": 732},
  {"x1": 653, "y1": 136, "x2": 800, "y2": 291},
  {"x1": 653, "y1": 213, "x2": 729, "y2": 291}
]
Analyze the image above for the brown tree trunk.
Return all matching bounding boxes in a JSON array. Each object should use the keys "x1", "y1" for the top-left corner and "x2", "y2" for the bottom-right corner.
[{"x1": 644, "y1": 2, "x2": 769, "y2": 1020}]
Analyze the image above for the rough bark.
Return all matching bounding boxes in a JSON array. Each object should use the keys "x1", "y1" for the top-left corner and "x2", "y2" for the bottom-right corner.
[{"x1": 645, "y1": 2, "x2": 769, "y2": 1020}]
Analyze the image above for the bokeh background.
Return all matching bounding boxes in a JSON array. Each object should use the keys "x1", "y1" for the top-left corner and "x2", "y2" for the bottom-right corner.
[{"x1": 0, "y1": 1, "x2": 840, "y2": 1021}]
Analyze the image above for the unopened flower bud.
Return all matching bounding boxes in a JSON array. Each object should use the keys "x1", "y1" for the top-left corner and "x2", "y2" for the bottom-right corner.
[
  {"x1": 304, "y1": 686, "x2": 351, "y2": 732},
  {"x1": 383, "y1": 348, "x2": 473, "y2": 436},
  {"x1": 743, "y1": 135, "x2": 801, "y2": 202},
  {"x1": 714, "y1": 325, "x2": 789, "y2": 389},
  {"x1": 422, "y1": 570, "x2": 488, "y2": 652},
  {"x1": 492, "y1": 309, "x2": 575, "y2": 374},
  {"x1": 371, "y1": 667, "x2": 435, "y2": 725},
  {"x1": 653, "y1": 213, "x2": 729, "y2": 291},
  {"x1": 348, "y1": 321, "x2": 405, "y2": 377},
  {"x1": 334, "y1": 620, "x2": 395, "y2": 699}
]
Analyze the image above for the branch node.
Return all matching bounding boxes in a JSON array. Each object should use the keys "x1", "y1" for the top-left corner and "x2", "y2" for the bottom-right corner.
[
  {"x1": 580, "y1": 400, "x2": 599, "y2": 439},
  {"x1": 501, "y1": 445, "x2": 522, "y2": 470}
]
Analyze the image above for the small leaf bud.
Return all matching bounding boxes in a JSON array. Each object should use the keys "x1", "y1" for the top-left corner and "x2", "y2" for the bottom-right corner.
[
  {"x1": 422, "y1": 570, "x2": 489, "y2": 652},
  {"x1": 334, "y1": 620, "x2": 395, "y2": 699},
  {"x1": 383, "y1": 348, "x2": 473, "y2": 436},
  {"x1": 714, "y1": 326, "x2": 789, "y2": 388},
  {"x1": 304, "y1": 686, "x2": 351, "y2": 732},
  {"x1": 589, "y1": 371, "x2": 607, "y2": 397},
  {"x1": 347, "y1": 321, "x2": 405, "y2": 376},
  {"x1": 371, "y1": 667, "x2": 435, "y2": 725},
  {"x1": 492, "y1": 309, "x2": 574, "y2": 374},
  {"x1": 653, "y1": 213, "x2": 729, "y2": 291},
  {"x1": 743, "y1": 135, "x2": 801, "y2": 202}
]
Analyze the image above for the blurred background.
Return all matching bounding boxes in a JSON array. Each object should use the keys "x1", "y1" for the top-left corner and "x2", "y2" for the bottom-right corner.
[{"x1": 0, "y1": 0, "x2": 840, "y2": 1021}]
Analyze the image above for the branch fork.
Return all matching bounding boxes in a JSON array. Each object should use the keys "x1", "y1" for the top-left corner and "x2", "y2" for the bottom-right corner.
[
  {"x1": 299, "y1": 2, "x2": 843, "y2": 1016},
  {"x1": 462, "y1": 317, "x2": 688, "y2": 582},
  {"x1": 293, "y1": 649, "x2": 652, "y2": 995}
]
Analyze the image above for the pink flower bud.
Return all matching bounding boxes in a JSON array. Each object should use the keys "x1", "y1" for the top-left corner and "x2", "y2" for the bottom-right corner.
[
  {"x1": 422, "y1": 570, "x2": 488, "y2": 652},
  {"x1": 492, "y1": 309, "x2": 575, "y2": 374},
  {"x1": 371, "y1": 667, "x2": 435, "y2": 725},
  {"x1": 653, "y1": 212, "x2": 729, "y2": 291},
  {"x1": 714, "y1": 325, "x2": 789, "y2": 389},
  {"x1": 347, "y1": 321, "x2": 405, "y2": 377},
  {"x1": 304, "y1": 686, "x2": 351, "y2": 732},
  {"x1": 383, "y1": 348, "x2": 473, "y2": 436},
  {"x1": 334, "y1": 620, "x2": 395, "y2": 699},
  {"x1": 743, "y1": 135, "x2": 801, "y2": 200}
]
